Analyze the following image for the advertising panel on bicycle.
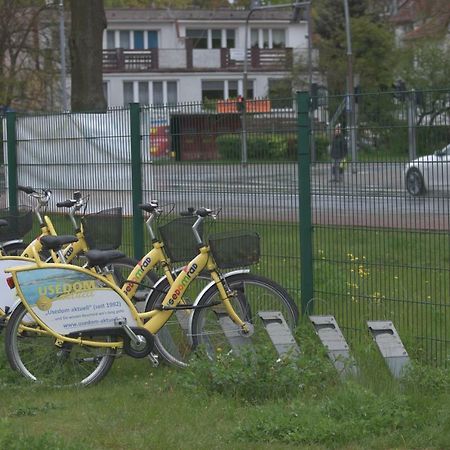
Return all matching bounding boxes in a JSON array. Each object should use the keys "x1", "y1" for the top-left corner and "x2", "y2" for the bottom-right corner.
[
  {"x1": 12, "y1": 267, "x2": 138, "y2": 333},
  {"x1": 0, "y1": 258, "x2": 35, "y2": 312}
]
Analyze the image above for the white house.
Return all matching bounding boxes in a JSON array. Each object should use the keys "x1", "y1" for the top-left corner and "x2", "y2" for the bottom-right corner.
[{"x1": 102, "y1": 8, "x2": 310, "y2": 107}]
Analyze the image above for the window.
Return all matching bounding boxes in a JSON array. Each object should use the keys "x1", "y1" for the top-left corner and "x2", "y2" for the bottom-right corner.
[
  {"x1": 102, "y1": 82, "x2": 109, "y2": 105},
  {"x1": 250, "y1": 29, "x2": 258, "y2": 48},
  {"x1": 272, "y1": 29, "x2": 286, "y2": 49},
  {"x1": 134, "y1": 31, "x2": 144, "y2": 50},
  {"x1": 211, "y1": 30, "x2": 221, "y2": 49},
  {"x1": 167, "y1": 81, "x2": 177, "y2": 104},
  {"x1": 226, "y1": 29, "x2": 235, "y2": 48},
  {"x1": 228, "y1": 80, "x2": 238, "y2": 99},
  {"x1": 201, "y1": 80, "x2": 253, "y2": 101},
  {"x1": 186, "y1": 29, "x2": 208, "y2": 49},
  {"x1": 106, "y1": 30, "x2": 115, "y2": 49},
  {"x1": 250, "y1": 28, "x2": 286, "y2": 49},
  {"x1": 153, "y1": 81, "x2": 163, "y2": 104},
  {"x1": 119, "y1": 31, "x2": 130, "y2": 49},
  {"x1": 202, "y1": 81, "x2": 224, "y2": 101},
  {"x1": 105, "y1": 30, "x2": 158, "y2": 49},
  {"x1": 123, "y1": 81, "x2": 134, "y2": 105},
  {"x1": 148, "y1": 31, "x2": 158, "y2": 49},
  {"x1": 262, "y1": 29, "x2": 270, "y2": 49},
  {"x1": 122, "y1": 81, "x2": 177, "y2": 106},
  {"x1": 186, "y1": 28, "x2": 235, "y2": 49},
  {"x1": 138, "y1": 82, "x2": 149, "y2": 104}
]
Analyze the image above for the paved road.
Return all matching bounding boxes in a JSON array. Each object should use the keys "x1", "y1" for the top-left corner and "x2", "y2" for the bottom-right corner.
[{"x1": 2, "y1": 162, "x2": 449, "y2": 230}]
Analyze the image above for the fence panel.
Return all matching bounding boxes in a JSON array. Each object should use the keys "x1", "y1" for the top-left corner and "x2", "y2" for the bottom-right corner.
[
  {"x1": 3, "y1": 89, "x2": 449, "y2": 365},
  {"x1": 312, "y1": 89, "x2": 450, "y2": 366}
]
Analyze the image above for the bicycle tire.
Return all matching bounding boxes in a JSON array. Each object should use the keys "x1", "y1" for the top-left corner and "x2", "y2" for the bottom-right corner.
[
  {"x1": 109, "y1": 256, "x2": 159, "y2": 311},
  {"x1": 144, "y1": 272, "x2": 211, "y2": 368},
  {"x1": 5, "y1": 303, "x2": 116, "y2": 387},
  {"x1": 70, "y1": 255, "x2": 158, "y2": 311},
  {"x1": 190, "y1": 273, "x2": 299, "y2": 360},
  {"x1": 1, "y1": 242, "x2": 28, "y2": 256}
]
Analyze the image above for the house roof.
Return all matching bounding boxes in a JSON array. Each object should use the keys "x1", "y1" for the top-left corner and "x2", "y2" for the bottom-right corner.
[
  {"x1": 389, "y1": 0, "x2": 450, "y2": 40},
  {"x1": 105, "y1": 8, "x2": 302, "y2": 23}
]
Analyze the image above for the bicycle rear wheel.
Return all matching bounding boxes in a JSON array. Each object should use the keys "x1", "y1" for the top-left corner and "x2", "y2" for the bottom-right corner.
[
  {"x1": 109, "y1": 256, "x2": 158, "y2": 311},
  {"x1": 70, "y1": 255, "x2": 158, "y2": 311},
  {"x1": 1, "y1": 242, "x2": 28, "y2": 256},
  {"x1": 190, "y1": 273, "x2": 299, "y2": 360},
  {"x1": 5, "y1": 303, "x2": 117, "y2": 387}
]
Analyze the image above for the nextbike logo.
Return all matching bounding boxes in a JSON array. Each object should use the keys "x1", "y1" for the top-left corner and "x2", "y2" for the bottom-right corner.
[
  {"x1": 64, "y1": 246, "x2": 75, "y2": 259},
  {"x1": 169, "y1": 263, "x2": 198, "y2": 304},
  {"x1": 38, "y1": 280, "x2": 96, "y2": 297},
  {"x1": 124, "y1": 256, "x2": 151, "y2": 293}
]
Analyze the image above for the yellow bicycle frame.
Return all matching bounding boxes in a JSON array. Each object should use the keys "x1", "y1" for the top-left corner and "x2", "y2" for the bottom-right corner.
[
  {"x1": 7, "y1": 241, "x2": 247, "y2": 349},
  {"x1": 20, "y1": 214, "x2": 89, "y2": 263}
]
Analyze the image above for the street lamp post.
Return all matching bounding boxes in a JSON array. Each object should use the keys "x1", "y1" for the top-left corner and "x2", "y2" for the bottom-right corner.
[
  {"x1": 343, "y1": 0, "x2": 356, "y2": 169},
  {"x1": 241, "y1": 2, "x2": 311, "y2": 165}
]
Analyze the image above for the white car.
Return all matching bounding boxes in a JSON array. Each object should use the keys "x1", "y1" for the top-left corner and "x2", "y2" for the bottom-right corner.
[{"x1": 405, "y1": 143, "x2": 450, "y2": 196}]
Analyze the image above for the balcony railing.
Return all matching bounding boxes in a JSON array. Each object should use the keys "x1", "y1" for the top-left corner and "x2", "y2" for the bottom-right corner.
[{"x1": 102, "y1": 47, "x2": 293, "y2": 73}]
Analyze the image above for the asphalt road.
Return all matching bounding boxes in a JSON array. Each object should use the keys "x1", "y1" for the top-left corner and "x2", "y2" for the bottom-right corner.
[{"x1": 2, "y1": 162, "x2": 449, "y2": 230}]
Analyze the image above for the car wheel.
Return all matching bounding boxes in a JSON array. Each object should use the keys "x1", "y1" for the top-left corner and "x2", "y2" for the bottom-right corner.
[{"x1": 406, "y1": 168, "x2": 425, "y2": 196}]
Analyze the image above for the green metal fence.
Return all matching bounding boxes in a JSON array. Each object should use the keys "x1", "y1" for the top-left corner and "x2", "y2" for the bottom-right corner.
[{"x1": 2, "y1": 89, "x2": 449, "y2": 366}]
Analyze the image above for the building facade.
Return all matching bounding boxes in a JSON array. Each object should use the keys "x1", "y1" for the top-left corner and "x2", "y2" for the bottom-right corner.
[{"x1": 102, "y1": 8, "x2": 310, "y2": 107}]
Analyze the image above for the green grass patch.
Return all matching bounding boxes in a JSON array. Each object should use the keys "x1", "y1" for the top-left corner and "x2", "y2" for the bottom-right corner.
[{"x1": 1, "y1": 325, "x2": 450, "y2": 450}]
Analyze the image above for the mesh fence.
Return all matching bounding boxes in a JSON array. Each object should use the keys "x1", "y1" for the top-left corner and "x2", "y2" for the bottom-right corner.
[{"x1": 2, "y1": 89, "x2": 449, "y2": 365}]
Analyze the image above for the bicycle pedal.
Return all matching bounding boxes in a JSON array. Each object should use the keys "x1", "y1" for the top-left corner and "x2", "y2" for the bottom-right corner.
[{"x1": 147, "y1": 352, "x2": 160, "y2": 367}]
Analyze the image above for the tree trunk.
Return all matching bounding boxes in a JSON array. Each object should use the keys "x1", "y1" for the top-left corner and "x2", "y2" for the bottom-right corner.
[{"x1": 69, "y1": 0, "x2": 106, "y2": 112}]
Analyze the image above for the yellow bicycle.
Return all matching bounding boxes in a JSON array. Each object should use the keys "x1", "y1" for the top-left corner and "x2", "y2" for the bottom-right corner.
[
  {"x1": 0, "y1": 187, "x2": 155, "y2": 321},
  {"x1": 3, "y1": 207, "x2": 298, "y2": 386}
]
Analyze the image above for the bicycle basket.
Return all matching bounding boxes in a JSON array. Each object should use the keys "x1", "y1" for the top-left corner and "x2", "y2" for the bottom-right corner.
[
  {"x1": 81, "y1": 207, "x2": 122, "y2": 250},
  {"x1": 0, "y1": 206, "x2": 33, "y2": 240},
  {"x1": 209, "y1": 231, "x2": 260, "y2": 269},
  {"x1": 158, "y1": 215, "x2": 203, "y2": 263}
]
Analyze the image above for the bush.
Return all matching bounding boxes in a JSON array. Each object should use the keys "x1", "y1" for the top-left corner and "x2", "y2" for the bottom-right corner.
[
  {"x1": 314, "y1": 134, "x2": 330, "y2": 161},
  {"x1": 216, "y1": 134, "x2": 241, "y2": 160},
  {"x1": 177, "y1": 326, "x2": 339, "y2": 404},
  {"x1": 216, "y1": 133, "x2": 290, "y2": 161}
]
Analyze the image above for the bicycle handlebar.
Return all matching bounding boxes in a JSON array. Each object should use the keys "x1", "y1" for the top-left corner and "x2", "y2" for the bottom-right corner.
[
  {"x1": 180, "y1": 207, "x2": 196, "y2": 217},
  {"x1": 18, "y1": 185, "x2": 36, "y2": 195},
  {"x1": 57, "y1": 200, "x2": 77, "y2": 208}
]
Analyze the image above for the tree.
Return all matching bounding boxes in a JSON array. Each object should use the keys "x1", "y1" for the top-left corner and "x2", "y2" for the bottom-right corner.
[
  {"x1": 0, "y1": 0, "x2": 55, "y2": 111},
  {"x1": 69, "y1": 0, "x2": 107, "y2": 112},
  {"x1": 311, "y1": 0, "x2": 399, "y2": 93}
]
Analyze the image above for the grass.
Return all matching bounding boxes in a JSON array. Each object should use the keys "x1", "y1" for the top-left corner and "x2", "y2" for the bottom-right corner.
[{"x1": 0, "y1": 324, "x2": 450, "y2": 450}]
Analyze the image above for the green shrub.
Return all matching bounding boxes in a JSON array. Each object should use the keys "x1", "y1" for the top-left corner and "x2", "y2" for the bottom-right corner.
[
  {"x1": 216, "y1": 133, "x2": 290, "y2": 161},
  {"x1": 177, "y1": 326, "x2": 339, "y2": 404},
  {"x1": 216, "y1": 134, "x2": 241, "y2": 160},
  {"x1": 314, "y1": 134, "x2": 330, "y2": 161}
]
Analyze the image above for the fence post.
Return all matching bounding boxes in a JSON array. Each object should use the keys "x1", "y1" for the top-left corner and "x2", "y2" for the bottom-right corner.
[
  {"x1": 130, "y1": 103, "x2": 144, "y2": 259},
  {"x1": 6, "y1": 111, "x2": 17, "y2": 210},
  {"x1": 297, "y1": 91, "x2": 313, "y2": 315}
]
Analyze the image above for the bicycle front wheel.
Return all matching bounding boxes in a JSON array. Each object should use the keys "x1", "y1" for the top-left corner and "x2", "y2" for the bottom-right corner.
[
  {"x1": 5, "y1": 303, "x2": 117, "y2": 387},
  {"x1": 190, "y1": 273, "x2": 299, "y2": 360},
  {"x1": 144, "y1": 272, "x2": 211, "y2": 368}
]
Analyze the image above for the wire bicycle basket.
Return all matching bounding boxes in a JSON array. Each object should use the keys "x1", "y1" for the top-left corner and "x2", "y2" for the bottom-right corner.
[
  {"x1": 208, "y1": 231, "x2": 260, "y2": 269},
  {"x1": 157, "y1": 215, "x2": 203, "y2": 263},
  {"x1": 81, "y1": 207, "x2": 123, "y2": 250},
  {"x1": 0, "y1": 206, "x2": 33, "y2": 241}
]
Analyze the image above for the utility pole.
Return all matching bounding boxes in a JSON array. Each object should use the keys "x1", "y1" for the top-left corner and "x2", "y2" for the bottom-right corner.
[{"x1": 343, "y1": 0, "x2": 357, "y2": 170}]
